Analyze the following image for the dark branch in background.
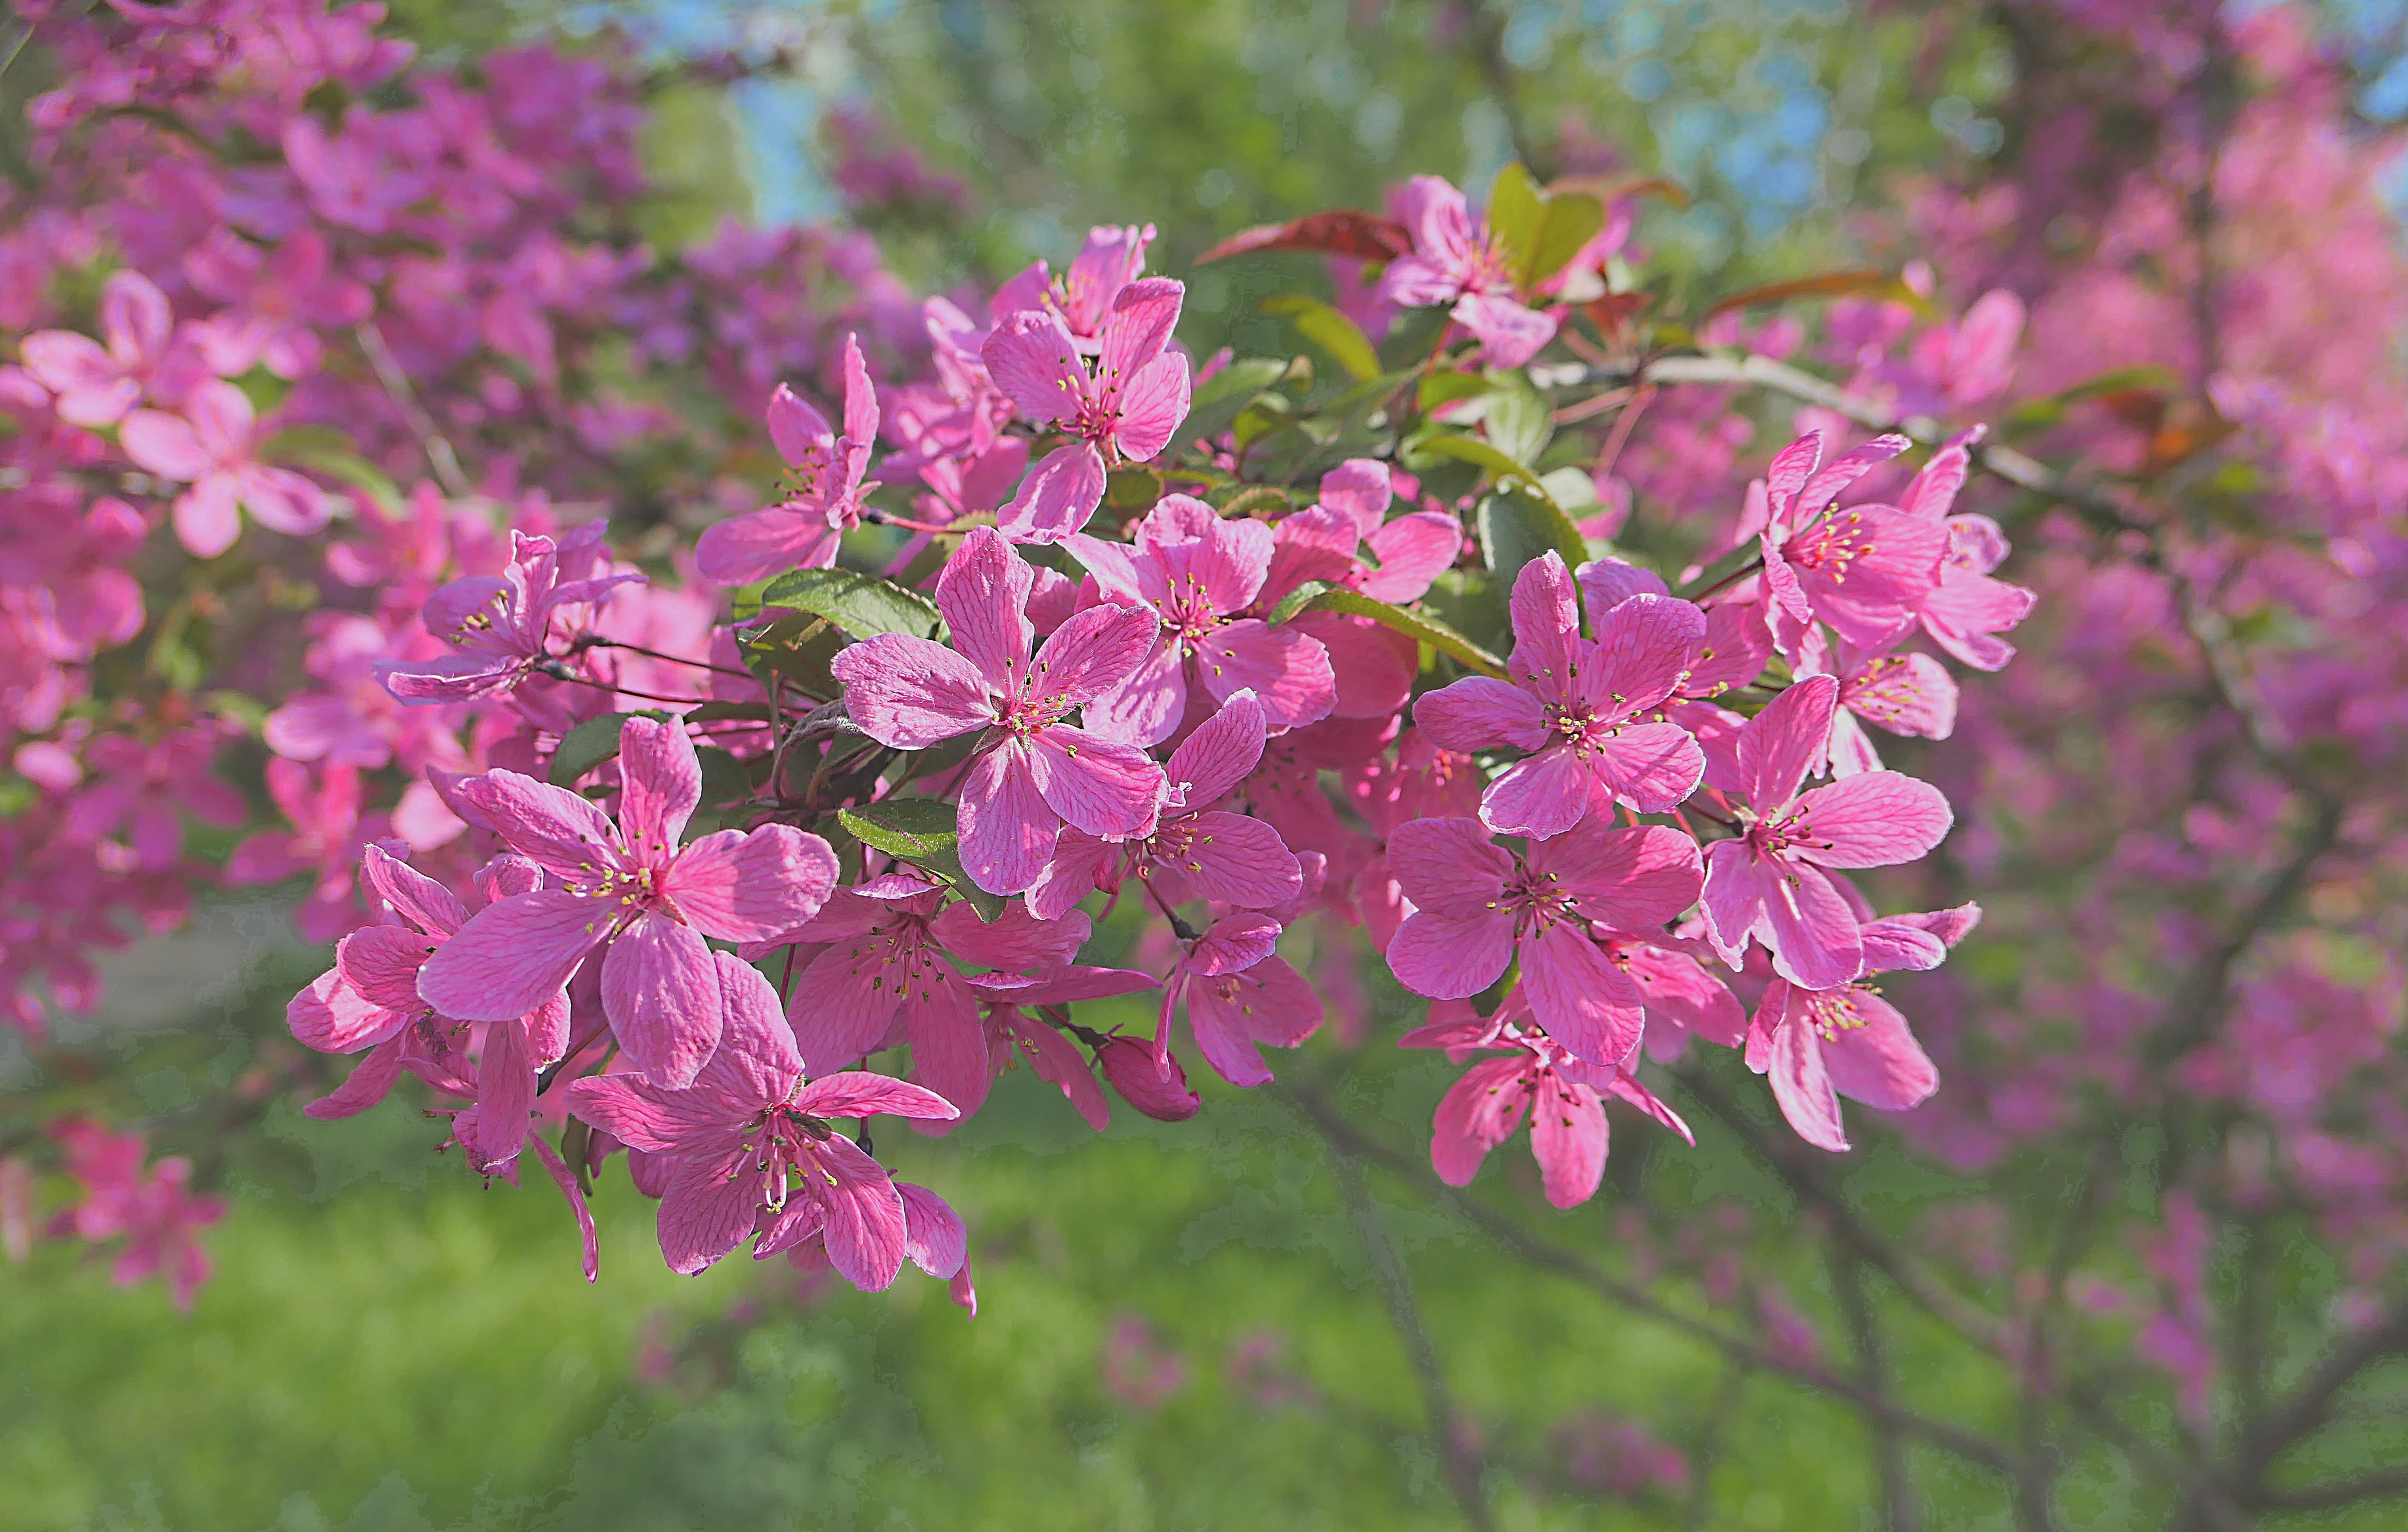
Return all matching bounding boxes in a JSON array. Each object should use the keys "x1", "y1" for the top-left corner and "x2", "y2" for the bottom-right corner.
[
  {"x1": 353, "y1": 321, "x2": 473, "y2": 498},
  {"x1": 1834, "y1": 1250, "x2": 1921, "y2": 1532},
  {"x1": 1276, "y1": 1082, "x2": 2031, "y2": 1482},
  {"x1": 1319, "y1": 1124, "x2": 1499, "y2": 1532}
]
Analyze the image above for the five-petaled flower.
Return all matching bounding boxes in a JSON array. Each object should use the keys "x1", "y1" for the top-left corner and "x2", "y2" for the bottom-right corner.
[
  {"x1": 830, "y1": 526, "x2": 1169, "y2": 893},
  {"x1": 417, "y1": 717, "x2": 839, "y2": 1087},
  {"x1": 568, "y1": 952, "x2": 958, "y2": 1283},
  {"x1": 1416, "y1": 551, "x2": 1707, "y2": 839}
]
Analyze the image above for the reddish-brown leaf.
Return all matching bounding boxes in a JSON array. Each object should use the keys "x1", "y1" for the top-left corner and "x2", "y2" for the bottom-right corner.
[{"x1": 1195, "y1": 210, "x2": 1415, "y2": 265}]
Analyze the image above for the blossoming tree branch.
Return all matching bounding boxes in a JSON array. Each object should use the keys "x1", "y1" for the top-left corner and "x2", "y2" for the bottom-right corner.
[{"x1": 6, "y1": 2, "x2": 2405, "y2": 1525}]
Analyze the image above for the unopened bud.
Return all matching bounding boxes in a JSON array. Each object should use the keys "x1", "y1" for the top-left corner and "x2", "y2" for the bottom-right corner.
[{"x1": 1096, "y1": 1036, "x2": 1200, "y2": 1122}]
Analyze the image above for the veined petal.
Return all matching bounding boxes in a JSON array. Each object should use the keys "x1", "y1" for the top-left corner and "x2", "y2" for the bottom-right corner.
[
  {"x1": 601, "y1": 913, "x2": 725, "y2": 1090},
  {"x1": 1519, "y1": 921, "x2": 1646, "y2": 1067},
  {"x1": 957, "y1": 742, "x2": 1060, "y2": 895},
  {"x1": 1737, "y1": 674, "x2": 1838, "y2": 812},
  {"x1": 1414, "y1": 676, "x2": 1547, "y2": 752},
  {"x1": 1026, "y1": 726, "x2": 1164, "y2": 838},
  {"x1": 617, "y1": 716, "x2": 701, "y2": 865},
  {"x1": 1385, "y1": 817, "x2": 1512, "y2": 914},
  {"x1": 417, "y1": 888, "x2": 609, "y2": 1022},
  {"x1": 460, "y1": 769, "x2": 628, "y2": 883},
  {"x1": 667, "y1": 825, "x2": 838, "y2": 941},
  {"x1": 1791, "y1": 771, "x2": 1952, "y2": 869},
  {"x1": 1387, "y1": 910, "x2": 1515, "y2": 999},
  {"x1": 1531, "y1": 1072, "x2": 1608, "y2": 1208},
  {"x1": 829, "y1": 633, "x2": 994, "y2": 748},
  {"x1": 935, "y1": 526, "x2": 1036, "y2": 688}
]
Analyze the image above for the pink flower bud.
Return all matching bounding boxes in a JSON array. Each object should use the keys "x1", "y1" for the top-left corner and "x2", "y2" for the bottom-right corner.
[{"x1": 1096, "y1": 1036, "x2": 1200, "y2": 1122}]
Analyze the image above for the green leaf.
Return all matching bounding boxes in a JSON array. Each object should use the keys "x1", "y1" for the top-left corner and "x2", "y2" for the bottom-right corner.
[
  {"x1": 1180, "y1": 357, "x2": 1287, "y2": 448},
  {"x1": 1417, "y1": 369, "x2": 1493, "y2": 412},
  {"x1": 1257, "y1": 294, "x2": 1381, "y2": 382},
  {"x1": 837, "y1": 799, "x2": 1007, "y2": 920},
  {"x1": 1413, "y1": 433, "x2": 1557, "y2": 504},
  {"x1": 1539, "y1": 466, "x2": 1600, "y2": 513},
  {"x1": 549, "y1": 711, "x2": 672, "y2": 787},
  {"x1": 741, "y1": 615, "x2": 846, "y2": 696},
  {"x1": 1216, "y1": 485, "x2": 1293, "y2": 520},
  {"x1": 1703, "y1": 270, "x2": 1928, "y2": 323},
  {"x1": 261, "y1": 425, "x2": 401, "y2": 514},
  {"x1": 1478, "y1": 372, "x2": 1552, "y2": 465},
  {"x1": 758, "y1": 568, "x2": 941, "y2": 640},
  {"x1": 1482, "y1": 161, "x2": 1606, "y2": 291},
  {"x1": 1268, "y1": 582, "x2": 1506, "y2": 679},
  {"x1": 1476, "y1": 486, "x2": 1590, "y2": 589},
  {"x1": 696, "y1": 745, "x2": 753, "y2": 810},
  {"x1": 837, "y1": 798, "x2": 960, "y2": 861},
  {"x1": 1104, "y1": 466, "x2": 1164, "y2": 513},
  {"x1": 1998, "y1": 365, "x2": 2184, "y2": 436}
]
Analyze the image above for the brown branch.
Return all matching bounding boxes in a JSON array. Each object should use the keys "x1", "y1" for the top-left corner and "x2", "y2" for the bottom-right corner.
[
  {"x1": 1321, "y1": 1130, "x2": 1499, "y2": 1532},
  {"x1": 1276, "y1": 1082, "x2": 2026, "y2": 1478},
  {"x1": 1834, "y1": 1249, "x2": 1922, "y2": 1532},
  {"x1": 2233, "y1": 1298, "x2": 2408, "y2": 1487}
]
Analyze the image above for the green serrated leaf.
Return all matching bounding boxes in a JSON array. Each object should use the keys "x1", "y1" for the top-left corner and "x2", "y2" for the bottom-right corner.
[
  {"x1": 837, "y1": 798, "x2": 959, "y2": 860},
  {"x1": 549, "y1": 711, "x2": 672, "y2": 787},
  {"x1": 758, "y1": 568, "x2": 941, "y2": 640},
  {"x1": 1257, "y1": 294, "x2": 1382, "y2": 382},
  {"x1": 1268, "y1": 581, "x2": 1506, "y2": 679},
  {"x1": 1476, "y1": 487, "x2": 1590, "y2": 589}
]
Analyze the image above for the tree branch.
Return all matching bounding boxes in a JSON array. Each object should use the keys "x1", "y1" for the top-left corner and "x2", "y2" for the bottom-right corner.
[{"x1": 1320, "y1": 1130, "x2": 1499, "y2": 1532}]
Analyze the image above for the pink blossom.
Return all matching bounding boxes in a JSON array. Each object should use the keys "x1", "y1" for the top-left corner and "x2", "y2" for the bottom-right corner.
[
  {"x1": 1745, "y1": 904, "x2": 1979, "y2": 1151},
  {"x1": 776, "y1": 869, "x2": 1089, "y2": 1115},
  {"x1": 378, "y1": 523, "x2": 641, "y2": 703},
  {"x1": 567, "y1": 951, "x2": 957, "y2": 1283},
  {"x1": 1067, "y1": 495, "x2": 1337, "y2": 747},
  {"x1": 185, "y1": 228, "x2": 374, "y2": 380},
  {"x1": 1157, "y1": 913, "x2": 1323, "y2": 1087},
  {"x1": 18, "y1": 270, "x2": 194, "y2": 426},
  {"x1": 965, "y1": 966, "x2": 1159, "y2": 1128},
  {"x1": 1748, "y1": 432, "x2": 1950, "y2": 654},
  {"x1": 1386, "y1": 815, "x2": 1703, "y2": 1066},
  {"x1": 1027, "y1": 690, "x2": 1303, "y2": 919},
  {"x1": 1700, "y1": 675, "x2": 1954, "y2": 991},
  {"x1": 829, "y1": 527, "x2": 1167, "y2": 893},
  {"x1": 696, "y1": 333, "x2": 880, "y2": 585},
  {"x1": 1096, "y1": 1031, "x2": 1202, "y2": 1120},
  {"x1": 417, "y1": 718, "x2": 839, "y2": 1088},
  {"x1": 1379, "y1": 176, "x2": 1559, "y2": 368},
  {"x1": 1402, "y1": 1000, "x2": 1691, "y2": 1207},
  {"x1": 224, "y1": 758, "x2": 378, "y2": 942},
  {"x1": 1895, "y1": 436, "x2": 2037, "y2": 671},
  {"x1": 982, "y1": 277, "x2": 1191, "y2": 542},
  {"x1": 118, "y1": 379, "x2": 331, "y2": 558},
  {"x1": 990, "y1": 224, "x2": 1157, "y2": 349},
  {"x1": 47, "y1": 1119, "x2": 224, "y2": 1309},
  {"x1": 1415, "y1": 552, "x2": 1706, "y2": 837}
]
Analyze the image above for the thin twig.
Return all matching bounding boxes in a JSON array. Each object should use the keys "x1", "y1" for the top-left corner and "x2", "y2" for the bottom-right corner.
[
  {"x1": 353, "y1": 321, "x2": 473, "y2": 498},
  {"x1": 1319, "y1": 1128, "x2": 1499, "y2": 1532}
]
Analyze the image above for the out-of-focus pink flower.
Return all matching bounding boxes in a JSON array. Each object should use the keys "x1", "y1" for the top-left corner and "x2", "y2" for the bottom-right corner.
[{"x1": 119, "y1": 380, "x2": 331, "y2": 558}]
